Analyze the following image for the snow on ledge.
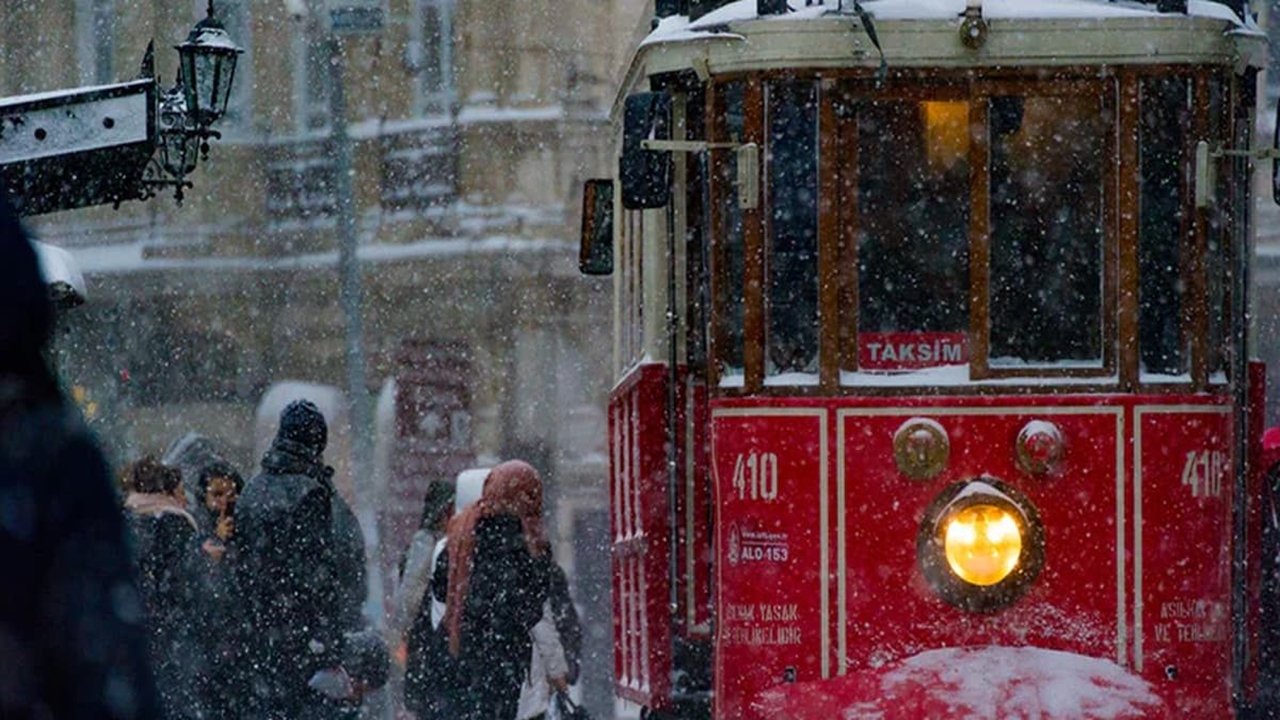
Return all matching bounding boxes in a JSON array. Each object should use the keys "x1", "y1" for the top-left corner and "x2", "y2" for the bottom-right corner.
[
  {"x1": 750, "y1": 646, "x2": 1166, "y2": 720},
  {"x1": 644, "y1": 0, "x2": 1255, "y2": 47}
]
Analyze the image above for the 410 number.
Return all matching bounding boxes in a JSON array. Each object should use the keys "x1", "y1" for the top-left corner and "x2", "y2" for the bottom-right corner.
[{"x1": 733, "y1": 451, "x2": 779, "y2": 501}]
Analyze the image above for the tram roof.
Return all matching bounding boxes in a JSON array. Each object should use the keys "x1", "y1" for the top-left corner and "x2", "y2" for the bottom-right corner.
[
  {"x1": 619, "y1": 0, "x2": 1265, "y2": 106},
  {"x1": 645, "y1": 0, "x2": 1256, "y2": 45}
]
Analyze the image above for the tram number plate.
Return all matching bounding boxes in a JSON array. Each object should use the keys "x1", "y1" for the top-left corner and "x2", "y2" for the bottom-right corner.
[
  {"x1": 733, "y1": 451, "x2": 779, "y2": 502},
  {"x1": 1181, "y1": 449, "x2": 1225, "y2": 499}
]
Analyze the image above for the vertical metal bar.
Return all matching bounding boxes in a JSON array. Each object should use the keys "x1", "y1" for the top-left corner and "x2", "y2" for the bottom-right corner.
[
  {"x1": 1118, "y1": 73, "x2": 1140, "y2": 390},
  {"x1": 1231, "y1": 67, "x2": 1257, "y2": 716}
]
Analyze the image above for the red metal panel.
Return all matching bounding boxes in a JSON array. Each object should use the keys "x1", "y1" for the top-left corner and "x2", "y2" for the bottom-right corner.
[
  {"x1": 610, "y1": 363, "x2": 673, "y2": 708},
  {"x1": 704, "y1": 393, "x2": 1240, "y2": 720}
]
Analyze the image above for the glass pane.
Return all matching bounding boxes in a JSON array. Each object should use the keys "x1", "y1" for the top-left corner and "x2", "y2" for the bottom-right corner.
[
  {"x1": 766, "y1": 81, "x2": 819, "y2": 376},
  {"x1": 857, "y1": 99, "x2": 970, "y2": 368},
  {"x1": 1139, "y1": 77, "x2": 1190, "y2": 376},
  {"x1": 423, "y1": 6, "x2": 444, "y2": 94},
  {"x1": 718, "y1": 82, "x2": 745, "y2": 377},
  {"x1": 1207, "y1": 76, "x2": 1229, "y2": 377},
  {"x1": 989, "y1": 95, "x2": 1105, "y2": 365}
]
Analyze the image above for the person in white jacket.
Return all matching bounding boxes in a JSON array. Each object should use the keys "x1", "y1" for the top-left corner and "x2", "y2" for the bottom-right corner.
[{"x1": 518, "y1": 602, "x2": 571, "y2": 720}]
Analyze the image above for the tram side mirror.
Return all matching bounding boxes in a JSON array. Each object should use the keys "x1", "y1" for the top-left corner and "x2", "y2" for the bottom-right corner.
[
  {"x1": 620, "y1": 91, "x2": 672, "y2": 210},
  {"x1": 579, "y1": 179, "x2": 614, "y2": 276}
]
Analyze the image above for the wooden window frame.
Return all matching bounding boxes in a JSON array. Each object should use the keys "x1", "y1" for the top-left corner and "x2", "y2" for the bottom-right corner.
[
  {"x1": 969, "y1": 77, "x2": 1119, "y2": 381},
  {"x1": 700, "y1": 66, "x2": 1238, "y2": 397}
]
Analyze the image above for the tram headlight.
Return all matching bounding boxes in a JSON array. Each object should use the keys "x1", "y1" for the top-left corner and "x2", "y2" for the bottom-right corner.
[
  {"x1": 917, "y1": 478, "x2": 1045, "y2": 613},
  {"x1": 942, "y1": 504, "x2": 1022, "y2": 586}
]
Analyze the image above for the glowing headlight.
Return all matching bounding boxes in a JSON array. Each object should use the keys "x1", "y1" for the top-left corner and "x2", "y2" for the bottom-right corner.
[
  {"x1": 917, "y1": 478, "x2": 1045, "y2": 613},
  {"x1": 943, "y1": 504, "x2": 1023, "y2": 586}
]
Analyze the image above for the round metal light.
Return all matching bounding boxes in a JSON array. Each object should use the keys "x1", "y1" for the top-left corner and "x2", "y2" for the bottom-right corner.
[
  {"x1": 175, "y1": 0, "x2": 243, "y2": 128},
  {"x1": 1016, "y1": 420, "x2": 1064, "y2": 476},
  {"x1": 893, "y1": 418, "x2": 950, "y2": 481},
  {"x1": 917, "y1": 478, "x2": 1045, "y2": 613}
]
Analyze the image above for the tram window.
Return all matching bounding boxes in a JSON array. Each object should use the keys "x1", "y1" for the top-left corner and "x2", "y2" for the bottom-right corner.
[
  {"x1": 1138, "y1": 77, "x2": 1190, "y2": 377},
  {"x1": 765, "y1": 81, "x2": 819, "y2": 377},
  {"x1": 1205, "y1": 76, "x2": 1230, "y2": 379},
  {"x1": 989, "y1": 95, "x2": 1105, "y2": 366},
  {"x1": 716, "y1": 81, "x2": 745, "y2": 377},
  {"x1": 857, "y1": 99, "x2": 970, "y2": 336}
]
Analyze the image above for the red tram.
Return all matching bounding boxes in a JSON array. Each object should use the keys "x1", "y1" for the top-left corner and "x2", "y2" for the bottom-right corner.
[{"x1": 578, "y1": 0, "x2": 1280, "y2": 717}]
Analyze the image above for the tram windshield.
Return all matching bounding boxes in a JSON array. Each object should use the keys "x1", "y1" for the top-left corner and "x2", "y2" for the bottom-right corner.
[
  {"x1": 857, "y1": 98, "x2": 970, "y2": 341},
  {"x1": 702, "y1": 71, "x2": 1243, "y2": 390}
]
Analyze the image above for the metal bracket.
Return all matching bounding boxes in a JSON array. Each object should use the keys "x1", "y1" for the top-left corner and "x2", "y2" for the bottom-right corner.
[
  {"x1": 640, "y1": 139, "x2": 741, "y2": 152},
  {"x1": 1194, "y1": 140, "x2": 1280, "y2": 208},
  {"x1": 640, "y1": 139, "x2": 760, "y2": 210}
]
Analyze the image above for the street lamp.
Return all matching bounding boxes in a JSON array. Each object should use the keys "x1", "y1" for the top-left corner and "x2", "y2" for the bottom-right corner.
[
  {"x1": 175, "y1": 0, "x2": 243, "y2": 129},
  {"x1": 143, "y1": 0, "x2": 243, "y2": 203}
]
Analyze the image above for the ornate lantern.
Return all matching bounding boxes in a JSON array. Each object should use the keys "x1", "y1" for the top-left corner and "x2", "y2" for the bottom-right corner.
[{"x1": 175, "y1": 1, "x2": 243, "y2": 129}]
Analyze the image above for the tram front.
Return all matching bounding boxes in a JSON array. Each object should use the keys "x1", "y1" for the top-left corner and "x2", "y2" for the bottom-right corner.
[{"x1": 582, "y1": 1, "x2": 1273, "y2": 718}]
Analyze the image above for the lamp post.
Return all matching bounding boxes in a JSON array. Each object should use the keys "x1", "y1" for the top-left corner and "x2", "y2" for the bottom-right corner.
[
  {"x1": 324, "y1": 10, "x2": 387, "y2": 703},
  {"x1": 147, "y1": 0, "x2": 243, "y2": 203}
]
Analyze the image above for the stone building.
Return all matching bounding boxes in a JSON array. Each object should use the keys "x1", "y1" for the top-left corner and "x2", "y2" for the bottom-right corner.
[{"x1": 3, "y1": 0, "x2": 650, "y2": 714}]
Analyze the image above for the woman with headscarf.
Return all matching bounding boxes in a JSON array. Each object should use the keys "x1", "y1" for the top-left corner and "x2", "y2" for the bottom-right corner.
[{"x1": 434, "y1": 460, "x2": 551, "y2": 720}]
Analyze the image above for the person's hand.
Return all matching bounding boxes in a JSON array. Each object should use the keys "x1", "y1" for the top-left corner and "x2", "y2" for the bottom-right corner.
[
  {"x1": 202, "y1": 538, "x2": 226, "y2": 561},
  {"x1": 215, "y1": 514, "x2": 235, "y2": 541},
  {"x1": 549, "y1": 675, "x2": 569, "y2": 693}
]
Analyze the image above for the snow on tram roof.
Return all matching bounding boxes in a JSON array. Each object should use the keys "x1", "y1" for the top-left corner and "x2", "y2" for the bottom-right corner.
[{"x1": 645, "y1": 0, "x2": 1255, "y2": 46}]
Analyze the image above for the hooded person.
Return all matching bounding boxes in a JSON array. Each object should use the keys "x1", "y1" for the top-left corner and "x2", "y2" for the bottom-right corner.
[
  {"x1": 0, "y1": 191, "x2": 161, "y2": 718},
  {"x1": 231, "y1": 399, "x2": 366, "y2": 718},
  {"x1": 432, "y1": 460, "x2": 551, "y2": 720}
]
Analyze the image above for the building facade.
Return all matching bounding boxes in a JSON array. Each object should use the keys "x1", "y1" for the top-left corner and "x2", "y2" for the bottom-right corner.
[{"x1": 4, "y1": 0, "x2": 652, "y2": 715}]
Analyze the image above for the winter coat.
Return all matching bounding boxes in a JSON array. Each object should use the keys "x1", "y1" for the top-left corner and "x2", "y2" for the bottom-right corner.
[
  {"x1": 403, "y1": 540, "x2": 452, "y2": 720},
  {"x1": 0, "y1": 190, "x2": 160, "y2": 719},
  {"x1": 231, "y1": 438, "x2": 355, "y2": 719},
  {"x1": 517, "y1": 602, "x2": 569, "y2": 720},
  {"x1": 325, "y1": 474, "x2": 367, "y2": 629},
  {"x1": 124, "y1": 494, "x2": 203, "y2": 719},
  {"x1": 392, "y1": 527, "x2": 439, "y2": 641},
  {"x1": 433, "y1": 514, "x2": 548, "y2": 720},
  {"x1": 0, "y1": 385, "x2": 163, "y2": 719},
  {"x1": 517, "y1": 558, "x2": 582, "y2": 719}
]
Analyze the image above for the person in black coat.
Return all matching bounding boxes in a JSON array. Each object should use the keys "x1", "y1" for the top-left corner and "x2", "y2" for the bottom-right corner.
[
  {"x1": 121, "y1": 455, "x2": 204, "y2": 719},
  {"x1": 231, "y1": 399, "x2": 366, "y2": 719},
  {"x1": 0, "y1": 192, "x2": 161, "y2": 719},
  {"x1": 438, "y1": 460, "x2": 551, "y2": 720},
  {"x1": 188, "y1": 458, "x2": 244, "y2": 720}
]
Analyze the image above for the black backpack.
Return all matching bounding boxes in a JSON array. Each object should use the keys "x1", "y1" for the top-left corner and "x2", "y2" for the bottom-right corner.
[{"x1": 403, "y1": 602, "x2": 458, "y2": 720}]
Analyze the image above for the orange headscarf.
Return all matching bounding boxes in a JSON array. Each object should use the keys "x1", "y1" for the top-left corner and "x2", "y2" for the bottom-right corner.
[{"x1": 443, "y1": 460, "x2": 547, "y2": 656}]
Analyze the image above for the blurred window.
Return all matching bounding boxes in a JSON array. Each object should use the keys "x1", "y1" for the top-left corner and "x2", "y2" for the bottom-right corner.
[
  {"x1": 295, "y1": 11, "x2": 332, "y2": 131},
  {"x1": 76, "y1": 0, "x2": 116, "y2": 86},
  {"x1": 988, "y1": 94, "x2": 1106, "y2": 366},
  {"x1": 765, "y1": 80, "x2": 819, "y2": 376},
  {"x1": 715, "y1": 81, "x2": 745, "y2": 378},
  {"x1": 856, "y1": 99, "x2": 970, "y2": 336},
  {"x1": 1138, "y1": 77, "x2": 1190, "y2": 376},
  {"x1": 413, "y1": 0, "x2": 456, "y2": 114}
]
